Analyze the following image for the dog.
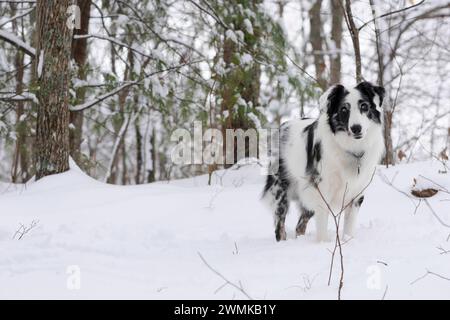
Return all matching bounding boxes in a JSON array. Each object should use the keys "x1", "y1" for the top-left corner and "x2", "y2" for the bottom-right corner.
[{"x1": 262, "y1": 81, "x2": 385, "y2": 241}]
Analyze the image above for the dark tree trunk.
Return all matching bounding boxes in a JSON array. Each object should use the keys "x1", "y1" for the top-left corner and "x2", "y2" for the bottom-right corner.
[
  {"x1": 11, "y1": 50, "x2": 27, "y2": 183},
  {"x1": 384, "y1": 110, "x2": 395, "y2": 165},
  {"x1": 330, "y1": 0, "x2": 343, "y2": 85},
  {"x1": 147, "y1": 128, "x2": 156, "y2": 183},
  {"x1": 369, "y1": 0, "x2": 394, "y2": 166},
  {"x1": 135, "y1": 117, "x2": 143, "y2": 184},
  {"x1": 309, "y1": 0, "x2": 327, "y2": 90},
  {"x1": 34, "y1": 0, "x2": 73, "y2": 180},
  {"x1": 70, "y1": 0, "x2": 91, "y2": 165},
  {"x1": 344, "y1": 0, "x2": 362, "y2": 82},
  {"x1": 10, "y1": 3, "x2": 30, "y2": 183}
]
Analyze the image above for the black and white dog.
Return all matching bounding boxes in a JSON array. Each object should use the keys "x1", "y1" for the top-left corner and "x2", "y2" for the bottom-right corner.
[{"x1": 262, "y1": 82, "x2": 385, "y2": 242}]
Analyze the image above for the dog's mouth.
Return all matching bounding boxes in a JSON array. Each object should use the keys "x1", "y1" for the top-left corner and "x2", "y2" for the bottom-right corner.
[{"x1": 348, "y1": 131, "x2": 363, "y2": 139}]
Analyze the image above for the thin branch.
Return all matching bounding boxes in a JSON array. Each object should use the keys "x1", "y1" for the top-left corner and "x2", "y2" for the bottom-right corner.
[
  {"x1": 410, "y1": 269, "x2": 450, "y2": 285},
  {"x1": 358, "y1": 0, "x2": 426, "y2": 31},
  {"x1": 0, "y1": 92, "x2": 37, "y2": 103},
  {"x1": 316, "y1": 169, "x2": 376, "y2": 299},
  {"x1": 74, "y1": 33, "x2": 154, "y2": 60},
  {"x1": 437, "y1": 246, "x2": 450, "y2": 255},
  {"x1": 0, "y1": 6, "x2": 35, "y2": 28},
  {"x1": 0, "y1": 0, "x2": 35, "y2": 3},
  {"x1": 418, "y1": 175, "x2": 449, "y2": 194},
  {"x1": 70, "y1": 81, "x2": 137, "y2": 112},
  {"x1": 70, "y1": 59, "x2": 204, "y2": 112},
  {"x1": 381, "y1": 285, "x2": 388, "y2": 300},
  {"x1": 187, "y1": 0, "x2": 228, "y2": 29},
  {"x1": 424, "y1": 199, "x2": 450, "y2": 229},
  {"x1": 198, "y1": 252, "x2": 253, "y2": 300},
  {"x1": 0, "y1": 29, "x2": 35, "y2": 57},
  {"x1": 12, "y1": 220, "x2": 39, "y2": 240}
]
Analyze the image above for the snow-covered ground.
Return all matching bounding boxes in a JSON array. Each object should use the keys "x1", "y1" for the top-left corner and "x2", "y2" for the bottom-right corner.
[{"x1": 0, "y1": 160, "x2": 449, "y2": 300}]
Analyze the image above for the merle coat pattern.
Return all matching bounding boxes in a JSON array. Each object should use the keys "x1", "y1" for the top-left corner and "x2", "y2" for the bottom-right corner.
[{"x1": 262, "y1": 82, "x2": 385, "y2": 241}]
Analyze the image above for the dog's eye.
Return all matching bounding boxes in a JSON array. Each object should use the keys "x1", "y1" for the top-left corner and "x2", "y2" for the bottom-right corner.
[
  {"x1": 341, "y1": 104, "x2": 349, "y2": 115},
  {"x1": 360, "y1": 102, "x2": 369, "y2": 112}
]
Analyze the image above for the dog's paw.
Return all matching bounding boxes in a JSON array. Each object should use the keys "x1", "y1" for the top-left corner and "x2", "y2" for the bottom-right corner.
[{"x1": 275, "y1": 227, "x2": 287, "y2": 242}]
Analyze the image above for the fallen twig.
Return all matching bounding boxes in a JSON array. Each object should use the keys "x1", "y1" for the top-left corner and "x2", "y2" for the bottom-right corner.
[
  {"x1": 410, "y1": 269, "x2": 450, "y2": 285},
  {"x1": 198, "y1": 252, "x2": 253, "y2": 300},
  {"x1": 12, "y1": 220, "x2": 39, "y2": 240}
]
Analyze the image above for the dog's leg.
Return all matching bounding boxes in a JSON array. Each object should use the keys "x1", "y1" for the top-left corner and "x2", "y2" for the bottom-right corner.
[
  {"x1": 263, "y1": 173, "x2": 290, "y2": 242},
  {"x1": 344, "y1": 195, "x2": 364, "y2": 237},
  {"x1": 296, "y1": 206, "x2": 314, "y2": 236},
  {"x1": 315, "y1": 208, "x2": 329, "y2": 242},
  {"x1": 274, "y1": 193, "x2": 289, "y2": 241}
]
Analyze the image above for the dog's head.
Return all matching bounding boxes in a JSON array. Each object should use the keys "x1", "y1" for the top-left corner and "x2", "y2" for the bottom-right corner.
[{"x1": 319, "y1": 81, "x2": 385, "y2": 141}]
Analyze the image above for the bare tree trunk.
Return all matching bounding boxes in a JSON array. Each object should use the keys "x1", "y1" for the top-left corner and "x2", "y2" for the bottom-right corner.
[
  {"x1": 108, "y1": 48, "x2": 132, "y2": 184},
  {"x1": 330, "y1": 0, "x2": 343, "y2": 85},
  {"x1": 383, "y1": 111, "x2": 395, "y2": 165},
  {"x1": 147, "y1": 128, "x2": 156, "y2": 183},
  {"x1": 309, "y1": 0, "x2": 327, "y2": 90},
  {"x1": 135, "y1": 117, "x2": 143, "y2": 184},
  {"x1": 343, "y1": 0, "x2": 362, "y2": 82},
  {"x1": 10, "y1": 3, "x2": 29, "y2": 182},
  {"x1": 34, "y1": 0, "x2": 73, "y2": 180},
  {"x1": 70, "y1": 0, "x2": 91, "y2": 166},
  {"x1": 370, "y1": 0, "x2": 394, "y2": 165},
  {"x1": 121, "y1": 141, "x2": 128, "y2": 184},
  {"x1": 11, "y1": 51, "x2": 26, "y2": 182}
]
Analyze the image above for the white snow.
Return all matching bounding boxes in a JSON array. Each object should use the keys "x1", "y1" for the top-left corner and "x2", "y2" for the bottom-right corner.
[
  {"x1": 0, "y1": 160, "x2": 449, "y2": 299},
  {"x1": 151, "y1": 77, "x2": 168, "y2": 98},
  {"x1": 240, "y1": 53, "x2": 253, "y2": 65},
  {"x1": 243, "y1": 18, "x2": 254, "y2": 35},
  {"x1": 0, "y1": 92, "x2": 38, "y2": 104},
  {"x1": 37, "y1": 51, "x2": 44, "y2": 78},
  {"x1": 225, "y1": 29, "x2": 238, "y2": 44},
  {"x1": 0, "y1": 29, "x2": 36, "y2": 57},
  {"x1": 248, "y1": 113, "x2": 261, "y2": 129}
]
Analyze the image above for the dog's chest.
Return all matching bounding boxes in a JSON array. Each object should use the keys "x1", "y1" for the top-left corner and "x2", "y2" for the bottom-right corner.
[{"x1": 318, "y1": 153, "x2": 369, "y2": 204}]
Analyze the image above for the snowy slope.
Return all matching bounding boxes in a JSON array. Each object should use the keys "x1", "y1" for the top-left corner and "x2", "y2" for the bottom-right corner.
[{"x1": 0, "y1": 160, "x2": 449, "y2": 300}]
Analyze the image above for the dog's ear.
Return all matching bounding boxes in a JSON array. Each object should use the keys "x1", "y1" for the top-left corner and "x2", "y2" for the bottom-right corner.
[
  {"x1": 319, "y1": 84, "x2": 346, "y2": 113},
  {"x1": 356, "y1": 81, "x2": 385, "y2": 108},
  {"x1": 372, "y1": 85, "x2": 385, "y2": 108}
]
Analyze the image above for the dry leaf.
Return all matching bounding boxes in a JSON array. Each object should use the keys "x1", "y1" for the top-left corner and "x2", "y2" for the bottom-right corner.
[
  {"x1": 411, "y1": 188, "x2": 438, "y2": 198},
  {"x1": 439, "y1": 147, "x2": 448, "y2": 161},
  {"x1": 398, "y1": 150, "x2": 406, "y2": 161}
]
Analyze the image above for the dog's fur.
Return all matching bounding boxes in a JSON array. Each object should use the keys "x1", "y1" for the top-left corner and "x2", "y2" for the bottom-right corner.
[{"x1": 262, "y1": 82, "x2": 386, "y2": 241}]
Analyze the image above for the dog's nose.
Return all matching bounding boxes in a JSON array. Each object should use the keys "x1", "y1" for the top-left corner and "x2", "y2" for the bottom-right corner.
[{"x1": 350, "y1": 124, "x2": 362, "y2": 135}]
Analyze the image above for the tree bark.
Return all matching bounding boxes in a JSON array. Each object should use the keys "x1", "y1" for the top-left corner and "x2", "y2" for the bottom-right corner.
[
  {"x1": 370, "y1": 0, "x2": 394, "y2": 165},
  {"x1": 70, "y1": 0, "x2": 91, "y2": 166},
  {"x1": 309, "y1": 0, "x2": 327, "y2": 90},
  {"x1": 330, "y1": 0, "x2": 343, "y2": 85},
  {"x1": 383, "y1": 110, "x2": 395, "y2": 165},
  {"x1": 343, "y1": 0, "x2": 362, "y2": 82},
  {"x1": 34, "y1": 0, "x2": 73, "y2": 180},
  {"x1": 135, "y1": 118, "x2": 143, "y2": 184},
  {"x1": 147, "y1": 128, "x2": 156, "y2": 183},
  {"x1": 10, "y1": 3, "x2": 30, "y2": 183}
]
